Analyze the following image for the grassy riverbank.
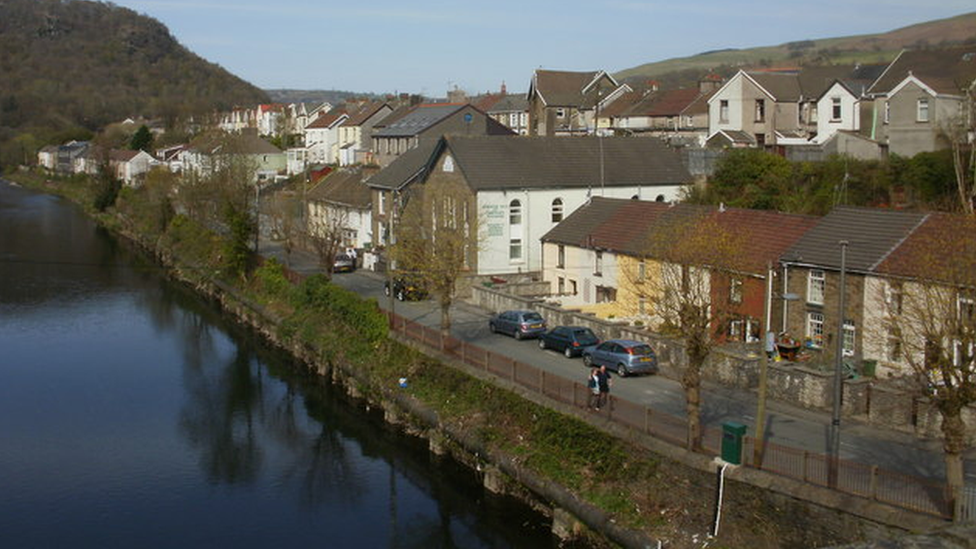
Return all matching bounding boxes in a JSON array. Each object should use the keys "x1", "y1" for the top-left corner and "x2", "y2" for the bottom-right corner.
[{"x1": 8, "y1": 170, "x2": 873, "y2": 548}]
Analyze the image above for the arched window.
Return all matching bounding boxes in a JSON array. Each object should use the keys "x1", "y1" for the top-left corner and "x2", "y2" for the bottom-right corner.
[
  {"x1": 551, "y1": 198, "x2": 564, "y2": 222},
  {"x1": 509, "y1": 199, "x2": 522, "y2": 225},
  {"x1": 655, "y1": 194, "x2": 665, "y2": 202}
]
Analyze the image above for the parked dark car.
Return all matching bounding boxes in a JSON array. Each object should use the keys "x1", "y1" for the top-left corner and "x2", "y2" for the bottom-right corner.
[
  {"x1": 488, "y1": 310, "x2": 546, "y2": 340},
  {"x1": 582, "y1": 339, "x2": 658, "y2": 377},
  {"x1": 332, "y1": 253, "x2": 356, "y2": 273},
  {"x1": 538, "y1": 326, "x2": 600, "y2": 358},
  {"x1": 384, "y1": 276, "x2": 428, "y2": 301}
]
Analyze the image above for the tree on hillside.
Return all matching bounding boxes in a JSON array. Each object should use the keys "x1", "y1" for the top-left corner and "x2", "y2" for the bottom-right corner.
[
  {"x1": 702, "y1": 149, "x2": 793, "y2": 210},
  {"x1": 391, "y1": 181, "x2": 479, "y2": 335},
  {"x1": 875, "y1": 215, "x2": 976, "y2": 520},
  {"x1": 130, "y1": 124, "x2": 154, "y2": 152},
  {"x1": 629, "y1": 211, "x2": 746, "y2": 450}
]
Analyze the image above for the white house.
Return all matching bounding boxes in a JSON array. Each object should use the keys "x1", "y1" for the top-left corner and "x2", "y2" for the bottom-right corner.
[
  {"x1": 366, "y1": 135, "x2": 692, "y2": 276},
  {"x1": 304, "y1": 111, "x2": 349, "y2": 165}
]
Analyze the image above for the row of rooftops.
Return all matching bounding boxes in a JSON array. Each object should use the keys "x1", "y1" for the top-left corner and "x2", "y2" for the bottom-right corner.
[{"x1": 542, "y1": 197, "x2": 975, "y2": 285}]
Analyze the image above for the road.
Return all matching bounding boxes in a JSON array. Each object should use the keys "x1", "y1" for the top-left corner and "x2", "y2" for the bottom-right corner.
[{"x1": 262, "y1": 241, "x2": 975, "y2": 483}]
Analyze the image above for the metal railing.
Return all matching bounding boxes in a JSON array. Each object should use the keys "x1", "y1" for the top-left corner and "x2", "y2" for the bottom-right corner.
[{"x1": 388, "y1": 310, "x2": 955, "y2": 520}]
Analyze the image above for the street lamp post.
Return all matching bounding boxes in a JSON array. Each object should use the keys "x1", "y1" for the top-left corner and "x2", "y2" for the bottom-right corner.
[{"x1": 828, "y1": 240, "x2": 849, "y2": 489}]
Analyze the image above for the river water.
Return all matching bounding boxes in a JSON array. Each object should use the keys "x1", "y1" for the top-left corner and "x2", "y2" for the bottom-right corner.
[{"x1": 0, "y1": 180, "x2": 555, "y2": 548}]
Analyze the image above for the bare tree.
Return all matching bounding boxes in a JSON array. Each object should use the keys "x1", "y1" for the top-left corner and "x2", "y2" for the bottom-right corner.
[
  {"x1": 391, "y1": 181, "x2": 479, "y2": 334},
  {"x1": 307, "y1": 206, "x2": 348, "y2": 281},
  {"x1": 942, "y1": 83, "x2": 976, "y2": 215},
  {"x1": 875, "y1": 214, "x2": 976, "y2": 519},
  {"x1": 631, "y1": 209, "x2": 746, "y2": 450},
  {"x1": 266, "y1": 191, "x2": 300, "y2": 268}
]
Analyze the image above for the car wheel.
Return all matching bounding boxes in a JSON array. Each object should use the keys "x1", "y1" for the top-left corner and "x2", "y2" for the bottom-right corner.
[
  {"x1": 617, "y1": 363, "x2": 628, "y2": 377},
  {"x1": 396, "y1": 289, "x2": 405, "y2": 301},
  {"x1": 538, "y1": 339, "x2": 546, "y2": 350},
  {"x1": 514, "y1": 330, "x2": 523, "y2": 340},
  {"x1": 384, "y1": 285, "x2": 391, "y2": 297},
  {"x1": 564, "y1": 346, "x2": 573, "y2": 358},
  {"x1": 583, "y1": 354, "x2": 593, "y2": 367}
]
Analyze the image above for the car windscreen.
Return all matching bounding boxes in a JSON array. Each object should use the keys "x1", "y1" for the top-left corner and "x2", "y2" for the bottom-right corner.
[
  {"x1": 630, "y1": 344, "x2": 654, "y2": 356},
  {"x1": 523, "y1": 313, "x2": 544, "y2": 322},
  {"x1": 573, "y1": 329, "x2": 598, "y2": 345}
]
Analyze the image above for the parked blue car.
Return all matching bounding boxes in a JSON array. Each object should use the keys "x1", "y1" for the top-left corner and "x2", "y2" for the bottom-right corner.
[
  {"x1": 582, "y1": 339, "x2": 658, "y2": 377},
  {"x1": 488, "y1": 310, "x2": 546, "y2": 340},
  {"x1": 538, "y1": 326, "x2": 600, "y2": 358}
]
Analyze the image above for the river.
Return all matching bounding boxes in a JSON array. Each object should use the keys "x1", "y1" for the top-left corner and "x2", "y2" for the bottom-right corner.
[{"x1": 0, "y1": 179, "x2": 555, "y2": 548}]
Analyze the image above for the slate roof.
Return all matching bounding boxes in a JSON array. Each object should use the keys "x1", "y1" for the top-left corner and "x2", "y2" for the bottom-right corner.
[
  {"x1": 781, "y1": 206, "x2": 928, "y2": 273},
  {"x1": 306, "y1": 111, "x2": 347, "y2": 129},
  {"x1": 485, "y1": 94, "x2": 528, "y2": 113},
  {"x1": 444, "y1": 135, "x2": 689, "y2": 191},
  {"x1": 542, "y1": 198, "x2": 817, "y2": 275},
  {"x1": 365, "y1": 135, "x2": 691, "y2": 193},
  {"x1": 343, "y1": 102, "x2": 389, "y2": 126},
  {"x1": 749, "y1": 72, "x2": 803, "y2": 101},
  {"x1": 372, "y1": 103, "x2": 466, "y2": 138},
  {"x1": 868, "y1": 47, "x2": 976, "y2": 95},
  {"x1": 307, "y1": 168, "x2": 371, "y2": 209},
  {"x1": 363, "y1": 140, "x2": 440, "y2": 190},
  {"x1": 109, "y1": 149, "x2": 140, "y2": 162}
]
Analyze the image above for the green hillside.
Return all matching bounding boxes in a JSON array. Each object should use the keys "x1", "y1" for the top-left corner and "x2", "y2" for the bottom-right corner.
[
  {"x1": 615, "y1": 12, "x2": 976, "y2": 87},
  {"x1": 0, "y1": 0, "x2": 269, "y2": 168}
]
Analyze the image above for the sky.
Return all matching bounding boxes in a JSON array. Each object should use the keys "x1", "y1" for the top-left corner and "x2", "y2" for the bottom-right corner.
[{"x1": 116, "y1": 0, "x2": 974, "y2": 96}]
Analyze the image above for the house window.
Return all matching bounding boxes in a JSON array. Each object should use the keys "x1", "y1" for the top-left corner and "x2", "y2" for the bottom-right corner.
[
  {"x1": 729, "y1": 277, "x2": 743, "y2": 304},
  {"x1": 843, "y1": 319, "x2": 856, "y2": 357},
  {"x1": 551, "y1": 198, "x2": 564, "y2": 222},
  {"x1": 719, "y1": 100, "x2": 729, "y2": 123},
  {"x1": 808, "y1": 269, "x2": 825, "y2": 305},
  {"x1": 885, "y1": 281, "x2": 903, "y2": 316},
  {"x1": 953, "y1": 340, "x2": 974, "y2": 367},
  {"x1": 557, "y1": 245, "x2": 565, "y2": 268},
  {"x1": 916, "y1": 98, "x2": 930, "y2": 122},
  {"x1": 570, "y1": 279, "x2": 578, "y2": 295},
  {"x1": 886, "y1": 326, "x2": 902, "y2": 362},
  {"x1": 558, "y1": 277, "x2": 565, "y2": 294},
  {"x1": 807, "y1": 312, "x2": 825, "y2": 347},
  {"x1": 595, "y1": 286, "x2": 616, "y2": 304},
  {"x1": 556, "y1": 108, "x2": 565, "y2": 119},
  {"x1": 509, "y1": 199, "x2": 522, "y2": 225},
  {"x1": 378, "y1": 192, "x2": 386, "y2": 215},
  {"x1": 510, "y1": 238, "x2": 522, "y2": 261},
  {"x1": 638, "y1": 297, "x2": 647, "y2": 315},
  {"x1": 637, "y1": 260, "x2": 646, "y2": 283},
  {"x1": 442, "y1": 155, "x2": 454, "y2": 172},
  {"x1": 755, "y1": 99, "x2": 765, "y2": 122},
  {"x1": 831, "y1": 97, "x2": 842, "y2": 121},
  {"x1": 958, "y1": 293, "x2": 975, "y2": 324},
  {"x1": 883, "y1": 101, "x2": 890, "y2": 124},
  {"x1": 594, "y1": 251, "x2": 603, "y2": 276},
  {"x1": 685, "y1": 115, "x2": 694, "y2": 127}
]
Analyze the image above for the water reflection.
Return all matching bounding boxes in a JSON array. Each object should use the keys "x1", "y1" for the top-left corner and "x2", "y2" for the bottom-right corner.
[{"x1": 0, "y1": 179, "x2": 555, "y2": 548}]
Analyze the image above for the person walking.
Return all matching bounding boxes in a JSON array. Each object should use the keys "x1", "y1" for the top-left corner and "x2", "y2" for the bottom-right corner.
[
  {"x1": 597, "y1": 365, "x2": 612, "y2": 410},
  {"x1": 587, "y1": 367, "x2": 601, "y2": 409}
]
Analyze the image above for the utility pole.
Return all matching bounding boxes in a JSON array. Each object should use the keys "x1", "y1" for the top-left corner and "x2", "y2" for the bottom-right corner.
[{"x1": 828, "y1": 240, "x2": 848, "y2": 489}]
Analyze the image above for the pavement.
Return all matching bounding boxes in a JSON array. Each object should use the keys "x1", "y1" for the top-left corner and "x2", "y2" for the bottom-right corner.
[{"x1": 257, "y1": 238, "x2": 975, "y2": 483}]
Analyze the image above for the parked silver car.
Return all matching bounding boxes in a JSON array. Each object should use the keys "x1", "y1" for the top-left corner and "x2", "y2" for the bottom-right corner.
[
  {"x1": 488, "y1": 310, "x2": 546, "y2": 340},
  {"x1": 582, "y1": 339, "x2": 658, "y2": 377}
]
